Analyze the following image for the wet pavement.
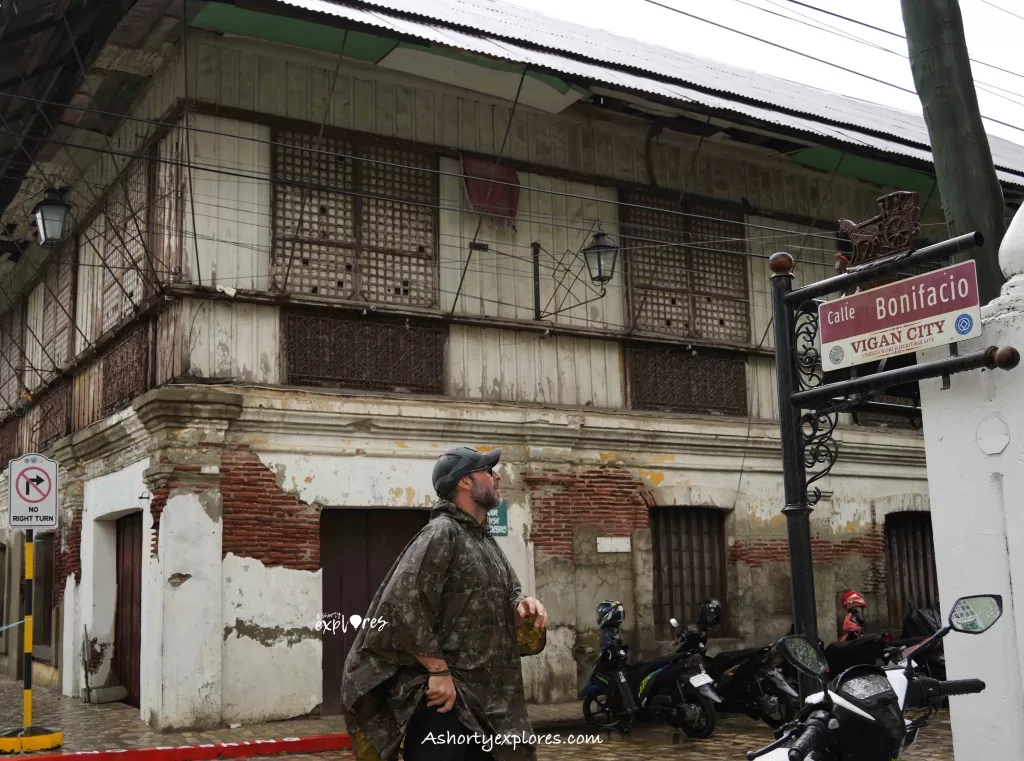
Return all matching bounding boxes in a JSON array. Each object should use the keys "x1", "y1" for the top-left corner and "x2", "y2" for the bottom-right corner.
[
  {"x1": 272, "y1": 714, "x2": 954, "y2": 761},
  {"x1": 0, "y1": 678, "x2": 952, "y2": 760}
]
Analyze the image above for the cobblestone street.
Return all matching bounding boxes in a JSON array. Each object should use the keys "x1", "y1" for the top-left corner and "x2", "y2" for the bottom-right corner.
[
  {"x1": 272, "y1": 715, "x2": 954, "y2": 761},
  {"x1": 0, "y1": 678, "x2": 952, "y2": 760}
]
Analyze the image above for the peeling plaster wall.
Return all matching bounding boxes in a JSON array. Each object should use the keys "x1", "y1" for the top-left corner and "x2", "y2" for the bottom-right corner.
[
  {"x1": 221, "y1": 553, "x2": 322, "y2": 723},
  {"x1": 146, "y1": 492, "x2": 223, "y2": 730}
]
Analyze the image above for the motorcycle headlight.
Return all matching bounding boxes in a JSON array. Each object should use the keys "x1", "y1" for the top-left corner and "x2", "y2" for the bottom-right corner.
[{"x1": 839, "y1": 673, "x2": 894, "y2": 700}]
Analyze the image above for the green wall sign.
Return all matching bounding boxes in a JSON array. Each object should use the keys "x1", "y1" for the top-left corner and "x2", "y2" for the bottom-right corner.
[{"x1": 488, "y1": 501, "x2": 509, "y2": 536}]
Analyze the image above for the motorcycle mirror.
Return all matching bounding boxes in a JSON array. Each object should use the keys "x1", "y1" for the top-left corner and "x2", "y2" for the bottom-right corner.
[
  {"x1": 669, "y1": 618, "x2": 680, "y2": 628},
  {"x1": 948, "y1": 594, "x2": 1003, "y2": 634},
  {"x1": 777, "y1": 635, "x2": 828, "y2": 678}
]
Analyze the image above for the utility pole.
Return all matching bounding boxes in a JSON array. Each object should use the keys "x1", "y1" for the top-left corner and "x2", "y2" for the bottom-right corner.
[{"x1": 901, "y1": 0, "x2": 1006, "y2": 304}]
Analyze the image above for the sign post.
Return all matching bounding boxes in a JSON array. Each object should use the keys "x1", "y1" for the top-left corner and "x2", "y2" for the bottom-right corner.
[
  {"x1": 1, "y1": 454, "x2": 63, "y2": 753},
  {"x1": 768, "y1": 231, "x2": 1020, "y2": 699},
  {"x1": 487, "y1": 500, "x2": 509, "y2": 537}
]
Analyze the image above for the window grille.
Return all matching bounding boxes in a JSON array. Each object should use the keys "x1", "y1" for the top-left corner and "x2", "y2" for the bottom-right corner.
[
  {"x1": 629, "y1": 344, "x2": 747, "y2": 415},
  {"x1": 272, "y1": 131, "x2": 437, "y2": 307},
  {"x1": 623, "y1": 191, "x2": 750, "y2": 345},
  {"x1": 284, "y1": 309, "x2": 445, "y2": 394}
]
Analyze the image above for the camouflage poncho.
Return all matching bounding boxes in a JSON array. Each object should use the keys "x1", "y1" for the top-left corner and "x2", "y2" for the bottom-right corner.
[{"x1": 341, "y1": 500, "x2": 535, "y2": 761}]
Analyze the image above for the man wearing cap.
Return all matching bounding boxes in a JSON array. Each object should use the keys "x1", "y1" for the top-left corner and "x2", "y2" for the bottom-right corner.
[{"x1": 341, "y1": 446, "x2": 547, "y2": 761}]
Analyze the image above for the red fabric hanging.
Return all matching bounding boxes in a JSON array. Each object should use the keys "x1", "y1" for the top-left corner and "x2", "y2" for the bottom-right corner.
[{"x1": 462, "y1": 156, "x2": 520, "y2": 228}]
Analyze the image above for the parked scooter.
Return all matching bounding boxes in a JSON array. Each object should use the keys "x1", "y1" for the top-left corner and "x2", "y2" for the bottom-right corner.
[
  {"x1": 579, "y1": 600, "x2": 721, "y2": 737},
  {"x1": 745, "y1": 593, "x2": 1003, "y2": 761},
  {"x1": 882, "y1": 604, "x2": 946, "y2": 680},
  {"x1": 679, "y1": 599, "x2": 799, "y2": 728}
]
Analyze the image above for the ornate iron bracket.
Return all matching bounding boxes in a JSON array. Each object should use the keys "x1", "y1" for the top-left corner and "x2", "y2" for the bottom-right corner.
[
  {"x1": 794, "y1": 301, "x2": 822, "y2": 391},
  {"x1": 800, "y1": 401, "x2": 839, "y2": 507}
]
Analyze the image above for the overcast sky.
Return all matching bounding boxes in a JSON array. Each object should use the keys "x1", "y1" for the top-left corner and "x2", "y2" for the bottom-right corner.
[{"x1": 502, "y1": 0, "x2": 1024, "y2": 148}]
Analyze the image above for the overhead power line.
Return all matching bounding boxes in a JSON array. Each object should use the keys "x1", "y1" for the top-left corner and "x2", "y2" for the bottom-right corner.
[
  {"x1": 643, "y1": 0, "x2": 1024, "y2": 135},
  {"x1": 785, "y1": 0, "x2": 1024, "y2": 81}
]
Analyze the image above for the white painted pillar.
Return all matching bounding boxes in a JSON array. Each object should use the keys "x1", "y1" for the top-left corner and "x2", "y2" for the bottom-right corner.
[{"x1": 918, "y1": 210, "x2": 1024, "y2": 759}]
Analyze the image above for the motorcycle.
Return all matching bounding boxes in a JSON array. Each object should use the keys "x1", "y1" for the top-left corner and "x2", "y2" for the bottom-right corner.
[
  {"x1": 704, "y1": 636, "x2": 800, "y2": 728},
  {"x1": 745, "y1": 593, "x2": 1003, "y2": 761},
  {"x1": 578, "y1": 616, "x2": 722, "y2": 737},
  {"x1": 681, "y1": 602, "x2": 799, "y2": 728},
  {"x1": 882, "y1": 604, "x2": 946, "y2": 680}
]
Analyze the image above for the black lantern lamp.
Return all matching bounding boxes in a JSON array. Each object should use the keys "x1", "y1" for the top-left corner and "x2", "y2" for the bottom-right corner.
[
  {"x1": 583, "y1": 230, "x2": 619, "y2": 286},
  {"x1": 32, "y1": 187, "x2": 71, "y2": 248}
]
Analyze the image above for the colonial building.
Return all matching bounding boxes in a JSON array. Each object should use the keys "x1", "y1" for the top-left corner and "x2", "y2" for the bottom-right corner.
[{"x1": 1, "y1": 0, "x2": 1022, "y2": 731}]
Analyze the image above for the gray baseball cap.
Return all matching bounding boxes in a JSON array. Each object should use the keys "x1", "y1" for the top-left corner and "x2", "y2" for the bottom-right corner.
[{"x1": 432, "y1": 446, "x2": 501, "y2": 499}]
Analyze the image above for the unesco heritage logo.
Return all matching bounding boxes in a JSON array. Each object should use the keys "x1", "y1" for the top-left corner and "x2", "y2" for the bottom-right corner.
[
  {"x1": 954, "y1": 314, "x2": 973, "y2": 335},
  {"x1": 829, "y1": 345, "x2": 845, "y2": 365}
]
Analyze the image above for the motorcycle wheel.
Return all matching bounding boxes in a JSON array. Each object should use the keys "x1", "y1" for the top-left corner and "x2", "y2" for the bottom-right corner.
[
  {"x1": 678, "y1": 691, "x2": 717, "y2": 739},
  {"x1": 582, "y1": 692, "x2": 622, "y2": 731},
  {"x1": 759, "y1": 687, "x2": 796, "y2": 729}
]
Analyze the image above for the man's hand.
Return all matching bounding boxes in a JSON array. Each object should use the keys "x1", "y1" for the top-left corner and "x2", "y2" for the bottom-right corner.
[
  {"x1": 515, "y1": 596, "x2": 548, "y2": 629},
  {"x1": 426, "y1": 673, "x2": 457, "y2": 713}
]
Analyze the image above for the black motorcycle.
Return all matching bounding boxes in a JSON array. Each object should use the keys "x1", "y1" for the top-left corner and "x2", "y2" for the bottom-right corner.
[
  {"x1": 703, "y1": 637, "x2": 800, "y2": 728},
  {"x1": 579, "y1": 619, "x2": 721, "y2": 737},
  {"x1": 676, "y1": 601, "x2": 799, "y2": 728},
  {"x1": 882, "y1": 604, "x2": 946, "y2": 680}
]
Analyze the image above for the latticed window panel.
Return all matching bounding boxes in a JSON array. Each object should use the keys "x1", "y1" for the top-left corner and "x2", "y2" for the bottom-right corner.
[
  {"x1": 274, "y1": 131, "x2": 357, "y2": 245},
  {"x1": 101, "y1": 321, "x2": 151, "y2": 416},
  {"x1": 284, "y1": 309, "x2": 446, "y2": 394},
  {"x1": 623, "y1": 191, "x2": 750, "y2": 345},
  {"x1": 629, "y1": 345, "x2": 747, "y2": 415},
  {"x1": 272, "y1": 131, "x2": 437, "y2": 307},
  {"x1": 281, "y1": 242, "x2": 357, "y2": 298}
]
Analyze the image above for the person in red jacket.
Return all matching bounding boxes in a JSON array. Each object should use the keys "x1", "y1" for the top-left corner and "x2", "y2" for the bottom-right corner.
[{"x1": 839, "y1": 591, "x2": 868, "y2": 642}]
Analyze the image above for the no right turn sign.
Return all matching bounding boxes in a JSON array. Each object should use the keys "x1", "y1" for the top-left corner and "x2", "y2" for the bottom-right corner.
[{"x1": 8, "y1": 453, "x2": 59, "y2": 529}]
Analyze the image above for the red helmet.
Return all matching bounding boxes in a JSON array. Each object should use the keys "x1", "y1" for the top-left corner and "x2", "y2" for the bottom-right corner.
[{"x1": 842, "y1": 591, "x2": 867, "y2": 611}]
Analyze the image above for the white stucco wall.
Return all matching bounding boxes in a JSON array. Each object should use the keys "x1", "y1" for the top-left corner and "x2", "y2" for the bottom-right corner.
[
  {"x1": 146, "y1": 492, "x2": 223, "y2": 729},
  {"x1": 918, "y1": 214, "x2": 1024, "y2": 759},
  {"x1": 221, "y1": 553, "x2": 322, "y2": 723}
]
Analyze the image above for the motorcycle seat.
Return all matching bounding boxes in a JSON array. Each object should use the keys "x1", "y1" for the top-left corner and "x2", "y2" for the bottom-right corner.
[
  {"x1": 709, "y1": 647, "x2": 762, "y2": 670},
  {"x1": 631, "y1": 652, "x2": 686, "y2": 673}
]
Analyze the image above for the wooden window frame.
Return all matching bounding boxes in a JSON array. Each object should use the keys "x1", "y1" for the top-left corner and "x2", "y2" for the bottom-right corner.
[{"x1": 270, "y1": 126, "x2": 441, "y2": 308}]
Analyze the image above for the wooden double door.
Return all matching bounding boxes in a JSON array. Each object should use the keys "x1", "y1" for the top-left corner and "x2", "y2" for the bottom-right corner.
[{"x1": 320, "y1": 509, "x2": 429, "y2": 715}]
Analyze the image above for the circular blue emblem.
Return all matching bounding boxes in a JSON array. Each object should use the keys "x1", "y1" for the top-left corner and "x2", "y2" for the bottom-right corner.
[
  {"x1": 955, "y1": 314, "x2": 973, "y2": 335},
  {"x1": 829, "y1": 345, "x2": 845, "y2": 365}
]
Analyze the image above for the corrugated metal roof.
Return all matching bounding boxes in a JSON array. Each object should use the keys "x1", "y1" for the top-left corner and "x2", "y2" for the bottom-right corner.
[{"x1": 276, "y1": 0, "x2": 1024, "y2": 187}]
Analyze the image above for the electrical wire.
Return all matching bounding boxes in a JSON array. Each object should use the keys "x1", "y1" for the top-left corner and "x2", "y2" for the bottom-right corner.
[
  {"x1": 978, "y1": 0, "x2": 1024, "y2": 24},
  {"x1": 0, "y1": 89, "x2": 973, "y2": 233},
  {"x1": 785, "y1": 0, "x2": 1024, "y2": 81},
  {"x1": 643, "y1": 0, "x2": 1024, "y2": 135},
  {"x1": 728, "y1": 0, "x2": 1024, "y2": 107}
]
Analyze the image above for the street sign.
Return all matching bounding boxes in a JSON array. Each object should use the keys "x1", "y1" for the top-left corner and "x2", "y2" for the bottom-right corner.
[
  {"x1": 819, "y1": 260, "x2": 982, "y2": 371},
  {"x1": 8, "y1": 453, "x2": 59, "y2": 529},
  {"x1": 487, "y1": 500, "x2": 509, "y2": 536}
]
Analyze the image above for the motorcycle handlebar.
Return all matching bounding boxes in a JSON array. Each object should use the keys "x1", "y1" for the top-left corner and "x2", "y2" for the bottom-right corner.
[
  {"x1": 787, "y1": 711, "x2": 832, "y2": 761},
  {"x1": 938, "y1": 678, "x2": 986, "y2": 697}
]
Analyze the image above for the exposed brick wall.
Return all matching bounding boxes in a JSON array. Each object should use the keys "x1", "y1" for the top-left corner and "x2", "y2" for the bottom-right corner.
[
  {"x1": 55, "y1": 507, "x2": 82, "y2": 594},
  {"x1": 220, "y1": 446, "x2": 320, "y2": 571},
  {"x1": 729, "y1": 534, "x2": 885, "y2": 567},
  {"x1": 525, "y1": 466, "x2": 651, "y2": 561}
]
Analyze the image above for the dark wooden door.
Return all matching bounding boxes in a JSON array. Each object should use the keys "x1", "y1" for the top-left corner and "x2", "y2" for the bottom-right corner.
[
  {"x1": 115, "y1": 513, "x2": 143, "y2": 708},
  {"x1": 650, "y1": 506, "x2": 727, "y2": 640},
  {"x1": 885, "y1": 511, "x2": 939, "y2": 627},
  {"x1": 321, "y1": 509, "x2": 429, "y2": 715}
]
